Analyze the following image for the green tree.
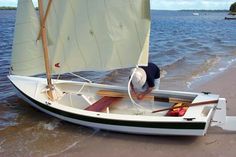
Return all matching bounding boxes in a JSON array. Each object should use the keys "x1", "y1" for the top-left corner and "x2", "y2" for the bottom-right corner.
[{"x1": 229, "y1": 2, "x2": 236, "y2": 15}]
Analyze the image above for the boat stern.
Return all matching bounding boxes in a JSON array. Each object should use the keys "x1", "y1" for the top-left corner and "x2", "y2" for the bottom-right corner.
[{"x1": 211, "y1": 98, "x2": 236, "y2": 131}]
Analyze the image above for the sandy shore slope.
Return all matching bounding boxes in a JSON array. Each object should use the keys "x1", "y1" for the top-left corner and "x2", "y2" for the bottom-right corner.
[
  {"x1": 53, "y1": 65, "x2": 236, "y2": 157},
  {"x1": 2, "y1": 65, "x2": 236, "y2": 157}
]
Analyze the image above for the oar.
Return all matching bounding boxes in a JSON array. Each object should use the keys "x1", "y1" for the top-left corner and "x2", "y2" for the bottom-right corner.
[
  {"x1": 97, "y1": 90, "x2": 192, "y2": 103},
  {"x1": 152, "y1": 99, "x2": 219, "y2": 113}
]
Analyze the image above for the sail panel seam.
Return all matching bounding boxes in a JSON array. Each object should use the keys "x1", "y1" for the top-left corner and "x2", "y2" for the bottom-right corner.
[
  {"x1": 86, "y1": 0, "x2": 103, "y2": 69},
  {"x1": 69, "y1": 0, "x2": 88, "y2": 68},
  {"x1": 104, "y1": 0, "x2": 123, "y2": 67}
]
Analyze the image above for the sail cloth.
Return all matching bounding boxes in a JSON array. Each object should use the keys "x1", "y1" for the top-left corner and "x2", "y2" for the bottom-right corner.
[
  {"x1": 11, "y1": 0, "x2": 45, "y2": 76},
  {"x1": 11, "y1": 0, "x2": 151, "y2": 76}
]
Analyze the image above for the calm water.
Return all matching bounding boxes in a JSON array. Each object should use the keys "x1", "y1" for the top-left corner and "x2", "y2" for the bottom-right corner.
[{"x1": 0, "y1": 10, "x2": 236, "y2": 156}]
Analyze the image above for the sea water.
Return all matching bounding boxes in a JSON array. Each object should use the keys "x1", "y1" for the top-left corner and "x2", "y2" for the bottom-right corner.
[{"x1": 0, "y1": 10, "x2": 236, "y2": 156}]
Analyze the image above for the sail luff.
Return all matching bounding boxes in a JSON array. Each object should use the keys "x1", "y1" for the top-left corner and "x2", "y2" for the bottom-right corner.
[
  {"x1": 38, "y1": 0, "x2": 54, "y2": 100},
  {"x1": 11, "y1": 0, "x2": 45, "y2": 76}
]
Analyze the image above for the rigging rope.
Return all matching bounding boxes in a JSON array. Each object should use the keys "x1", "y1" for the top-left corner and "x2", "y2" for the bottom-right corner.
[
  {"x1": 69, "y1": 72, "x2": 92, "y2": 83},
  {"x1": 69, "y1": 73, "x2": 90, "y2": 96},
  {"x1": 127, "y1": 66, "x2": 145, "y2": 111}
]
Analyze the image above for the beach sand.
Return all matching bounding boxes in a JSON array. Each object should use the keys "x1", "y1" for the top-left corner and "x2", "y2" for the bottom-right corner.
[
  {"x1": 1, "y1": 67, "x2": 236, "y2": 157},
  {"x1": 52, "y1": 65, "x2": 236, "y2": 157}
]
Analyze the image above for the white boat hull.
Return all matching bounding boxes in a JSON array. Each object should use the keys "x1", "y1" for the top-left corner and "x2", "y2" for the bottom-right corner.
[{"x1": 8, "y1": 75, "x2": 225, "y2": 136}]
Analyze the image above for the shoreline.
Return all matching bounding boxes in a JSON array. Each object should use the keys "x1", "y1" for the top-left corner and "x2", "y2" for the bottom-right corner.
[
  {"x1": 190, "y1": 62, "x2": 236, "y2": 115},
  {"x1": 0, "y1": 7, "x2": 229, "y2": 11},
  {"x1": 62, "y1": 63, "x2": 236, "y2": 157},
  {"x1": 0, "y1": 7, "x2": 16, "y2": 10},
  {"x1": 187, "y1": 55, "x2": 236, "y2": 92},
  {"x1": 1, "y1": 8, "x2": 236, "y2": 156}
]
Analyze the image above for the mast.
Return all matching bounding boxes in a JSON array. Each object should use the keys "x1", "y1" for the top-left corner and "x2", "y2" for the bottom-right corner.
[
  {"x1": 38, "y1": 0, "x2": 54, "y2": 100},
  {"x1": 37, "y1": 0, "x2": 52, "y2": 41}
]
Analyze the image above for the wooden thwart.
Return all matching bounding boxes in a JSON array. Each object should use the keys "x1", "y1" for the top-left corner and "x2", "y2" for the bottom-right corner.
[
  {"x1": 85, "y1": 96, "x2": 122, "y2": 112},
  {"x1": 97, "y1": 90, "x2": 153, "y2": 100},
  {"x1": 97, "y1": 90, "x2": 192, "y2": 103}
]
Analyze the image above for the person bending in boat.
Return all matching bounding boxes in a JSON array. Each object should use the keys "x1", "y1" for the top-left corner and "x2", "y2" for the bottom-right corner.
[{"x1": 130, "y1": 62, "x2": 160, "y2": 100}]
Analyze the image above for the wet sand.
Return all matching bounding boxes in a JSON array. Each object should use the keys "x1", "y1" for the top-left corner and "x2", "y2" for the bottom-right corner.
[
  {"x1": 1, "y1": 66, "x2": 236, "y2": 157},
  {"x1": 46, "y1": 64, "x2": 236, "y2": 157},
  {"x1": 1, "y1": 9, "x2": 236, "y2": 157},
  {"x1": 1, "y1": 67, "x2": 236, "y2": 157}
]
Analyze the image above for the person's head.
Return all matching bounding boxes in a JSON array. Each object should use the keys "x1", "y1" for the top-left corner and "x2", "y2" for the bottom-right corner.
[{"x1": 131, "y1": 68, "x2": 147, "y2": 89}]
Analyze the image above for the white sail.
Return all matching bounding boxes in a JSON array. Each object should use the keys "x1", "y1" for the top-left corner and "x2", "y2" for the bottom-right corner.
[
  {"x1": 11, "y1": 0, "x2": 45, "y2": 76},
  {"x1": 11, "y1": 0, "x2": 150, "y2": 76},
  {"x1": 43, "y1": 0, "x2": 151, "y2": 74}
]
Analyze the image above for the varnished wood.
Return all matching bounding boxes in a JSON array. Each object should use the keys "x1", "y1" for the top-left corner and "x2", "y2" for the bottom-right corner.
[
  {"x1": 37, "y1": 0, "x2": 52, "y2": 41},
  {"x1": 97, "y1": 90, "x2": 192, "y2": 103},
  {"x1": 38, "y1": 0, "x2": 53, "y2": 100},
  {"x1": 85, "y1": 97, "x2": 122, "y2": 112}
]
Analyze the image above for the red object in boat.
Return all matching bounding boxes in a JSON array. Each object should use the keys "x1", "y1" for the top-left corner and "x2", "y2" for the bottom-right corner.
[
  {"x1": 85, "y1": 96, "x2": 121, "y2": 112},
  {"x1": 166, "y1": 103, "x2": 188, "y2": 117}
]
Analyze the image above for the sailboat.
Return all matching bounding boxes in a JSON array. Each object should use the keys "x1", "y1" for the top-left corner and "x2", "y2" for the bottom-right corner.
[
  {"x1": 192, "y1": 12, "x2": 200, "y2": 16},
  {"x1": 8, "y1": 0, "x2": 236, "y2": 136}
]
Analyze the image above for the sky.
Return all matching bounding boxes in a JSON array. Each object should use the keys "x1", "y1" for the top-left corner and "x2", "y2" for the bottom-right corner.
[{"x1": 0, "y1": 0, "x2": 235, "y2": 10}]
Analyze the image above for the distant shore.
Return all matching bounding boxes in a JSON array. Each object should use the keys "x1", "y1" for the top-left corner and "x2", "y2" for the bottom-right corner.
[
  {"x1": 179, "y1": 10, "x2": 228, "y2": 12},
  {"x1": 0, "y1": 7, "x2": 230, "y2": 12},
  {"x1": 0, "y1": 7, "x2": 16, "y2": 10},
  {"x1": 229, "y1": 12, "x2": 236, "y2": 15},
  {"x1": 0, "y1": 6, "x2": 39, "y2": 10}
]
